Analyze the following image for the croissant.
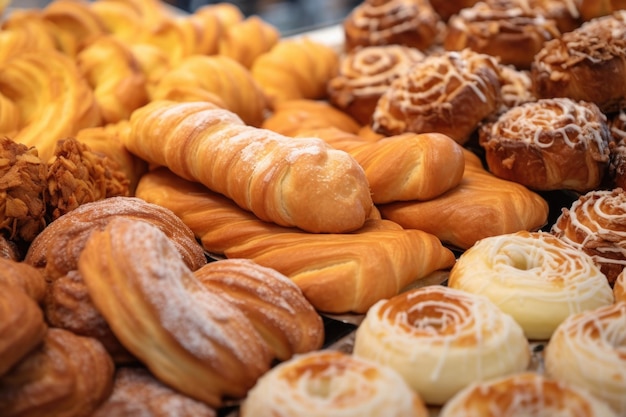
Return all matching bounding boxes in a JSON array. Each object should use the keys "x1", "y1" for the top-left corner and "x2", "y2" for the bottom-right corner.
[
  {"x1": 0, "y1": 11, "x2": 56, "y2": 64},
  {"x1": 218, "y1": 16, "x2": 280, "y2": 69},
  {"x1": 125, "y1": 100, "x2": 373, "y2": 234}
]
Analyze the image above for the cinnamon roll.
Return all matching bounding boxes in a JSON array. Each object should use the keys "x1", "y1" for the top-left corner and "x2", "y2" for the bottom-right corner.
[
  {"x1": 479, "y1": 98, "x2": 611, "y2": 192},
  {"x1": 544, "y1": 302, "x2": 626, "y2": 415},
  {"x1": 439, "y1": 372, "x2": 618, "y2": 417},
  {"x1": 609, "y1": 109, "x2": 626, "y2": 189},
  {"x1": 551, "y1": 188, "x2": 626, "y2": 285},
  {"x1": 327, "y1": 44, "x2": 425, "y2": 125},
  {"x1": 448, "y1": 230, "x2": 615, "y2": 340},
  {"x1": 372, "y1": 48, "x2": 502, "y2": 144},
  {"x1": 240, "y1": 350, "x2": 429, "y2": 417},
  {"x1": 353, "y1": 285, "x2": 530, "y2": 405}
]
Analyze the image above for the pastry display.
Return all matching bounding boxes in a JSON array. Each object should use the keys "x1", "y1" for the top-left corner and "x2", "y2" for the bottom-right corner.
[
  {"x1": 551, "y1": 188, "x2": 626, "y2": 285},
  {"x1": 240, "y1": 350, "x2": 429, "y2": 417},
  {"x1": 372, "y1": 48, "x2": 502, "y2": 144},
  {"x1": 479, "y1": 98, "x2": 611, "y2": 192},
  {"x1": 353, "y1": 285, "x2": 530, "y2": 405},
  {"x1": 544, "y1": 302, "x2": 626, "y2": 415},
  {"x1": 448, "y1": 230, "x2": 615, "y2": 339}
]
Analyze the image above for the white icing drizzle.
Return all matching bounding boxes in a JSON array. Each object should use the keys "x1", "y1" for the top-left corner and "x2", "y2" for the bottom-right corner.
[{"x1": 351, "y1": 0, "x2": 422, "y2": 44}]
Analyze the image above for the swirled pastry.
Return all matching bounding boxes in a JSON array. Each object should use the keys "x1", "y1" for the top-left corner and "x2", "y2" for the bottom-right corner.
[
  {"x1": 479, "y1": 98, "x2": 611, "y2": 192},
  {"x1": 449, "y1": 230, "x2": 615, "y2": 339},
  {"x1": 372, "y1": 48, "x2": 502, "y2": 144},
  {"x1": 343, "y1": 0, "x2": 442, "y2": 52},
  {"x1": 545, "y1": 302, "x2": 626, "y2": 415},
  {"x1": 615, "y1": 269, "x2": 626, "y2": 302},
  {"x1": 439, "y1": 372, "x2": 618, "y2": 417},
  {"x1": 531, "y1": 11, "x2": 626, "y2": 113},
  {"x1": 551, "y1": 188, "x2": 626, "y2": 285},
  {"x1": 0, "y1": 328, "x2": 115, "y2": 417},
  {"x1": 353, "y1": 285, "x2": 530, "y2": 405},
  {"x1": 327, "y1": 44, "x2": 425, "y2": 125},
  {"x1": 240, "y1": 350, "x2": 429, "y2": 417}
]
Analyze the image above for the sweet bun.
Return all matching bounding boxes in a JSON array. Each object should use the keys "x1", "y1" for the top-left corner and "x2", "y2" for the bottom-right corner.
[{"x1": 448, "y1": 230, "x2": 615, "y2": 339}]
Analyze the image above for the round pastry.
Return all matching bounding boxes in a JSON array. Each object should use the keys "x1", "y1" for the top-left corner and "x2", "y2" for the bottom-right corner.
[
  {"x1": 93, "y1": 367, "x2": 217, "y2": 417},
  {"x1": 372, "y1": 48, "x2": 502, "y2": 144},
  {"x1": 531, "y1": 11, "x2": 626, "y2": 113},
  {"x1": 551, "y1": 188, "x2": 626, "y2": 285},
  {"x1": 544, "y1": 302, "x2": 626, "y2": 415},
  {"x1": 327, "y1": 44, "x2": 425, "y2": 125},
  {"x1": 78, "y1": 217, "x2": 274, "y2": 407},
  {"x1": 352, "y1": 285, "x2": 530, "y2": 405},
  {"x1": 615, "y1": 269, "x2": 626, "y2": 302},
  {"x1": 0, "y1": 328, "x2": 115, "y2": 417},
  {"x1": 479, "y1": 97, "x2": 611, "y2": 192},
  {"x1": 448, "y1": 230, "x2": 615, "y2": 340},
  {"x1": 343, "y1": 0, "x2": 442, "y2": 53},
  {"x1": 439, "y1": 372, "x2": 618, "y2": 417},
  {"x1": 444, "y1": 0, "x2": 561, "y2": 69},
  {"x1": 239, "y1": 350, "x2": 429, "y2": 417},
  {"x1": 0, "y1": 257, "x2": 46, "y2": 302}
]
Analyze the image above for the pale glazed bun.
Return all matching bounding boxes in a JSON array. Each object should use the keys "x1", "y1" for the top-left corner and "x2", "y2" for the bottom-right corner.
[
  {"x1": 240, "y1": 350, "x2": 429, "y2": 417},
  {"x1": 545, "y1": 302, "x2": 626, "y2": 416},
  {"x1": 352, "y1": 285, "x2": 530, "y2": 405},
  {"x1": 615, "y1": 269, "x2": 626, "y2": 302},
  {"x1": 551, "y1": 188, "x2": 626, "y2": 285},
  {"x1": 448, "y1": 231, "x2": 615, "y2": 340},
  {"x1": 439, "y1": 372, "x2": 618, "y2": 417},
  {"x1": 479, "y1": 98, "x2": 611, "y2": 192}
]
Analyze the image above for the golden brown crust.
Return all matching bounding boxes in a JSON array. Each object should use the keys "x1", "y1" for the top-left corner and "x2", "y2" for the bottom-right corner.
[
  {"x1": 615, "y1": 270, "x2": 626, "y2": 302},
  {"x1": 0, "y1": 257, "x2": 46, "y2": 302},
  {"x1": 479, "y1": 98, "x2": 611, "y2": 192},
  {"x1": 218, "y1": 16, "x2": 280, "y2": 69},
  {"x1": 579, "y1": 0, "x2": 626, "y2": 21},
  {"x1": 0, "y1": 328, "x2": 115, "y2": 417}
]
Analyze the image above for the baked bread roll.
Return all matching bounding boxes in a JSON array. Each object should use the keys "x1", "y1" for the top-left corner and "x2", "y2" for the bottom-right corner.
[
  {"x1": 372, "y1": 48, "x2": 502, "y2": 144},
  {"x1": 353, "y1": 285, "x2": 530, "y2": 405},
  {"x1": 343, "y1": 0, "x2": 442, "y2": 52},
  {"x1": 125, "y1": 100, "x2": 373, "y2": 234},
  {"x1": 531, "y1": 11, "x2": 626, "y2": 113},
  {"x1": 379, "y1": 148, "x2": 549, "y2": 250},
  {"x1": 240, "y1": 350, "x2": 429, "y2": 417},
  {"x1": 439, "y1": 372, "x2": 619, "y2": 417},
  {"x1": 135, "y1": 167, "x2": 456, "y2": 314},
  {"x1": 0, "y1": 328, "x2": 115, "y2": 417},
  {"x1": 326, "y1": 44, "x2": 425, "y2": 125},
  {"x1": 479, "y1": 98, "x2": 611, "y2": 192},
  {"x1": 545, "y1": 302, "x2": 626, "y2": 415},
  {"x1": 78, "y1": 217, "x2": 273, "y2": 407},
  {"x1": 615, "y1": 269, "x2": 626, "y2": 302},
  {"x1": 448, "y1": 230, "x2": 615, "y2": 339},
  {"x1": 551, "y1": 188, "x2": 626, "y2": 285}
]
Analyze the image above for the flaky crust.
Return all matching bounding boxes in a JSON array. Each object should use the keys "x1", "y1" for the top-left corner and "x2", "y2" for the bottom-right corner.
[
  {"x1": 218, "y1": 16, "x2": 280, "y2": 69},
  {"x1": 135, "y1": 167, "x2": 456, "y2": 314}
]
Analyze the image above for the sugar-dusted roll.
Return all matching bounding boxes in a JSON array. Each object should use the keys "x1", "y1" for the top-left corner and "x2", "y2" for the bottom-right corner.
[
  {"x1": 353, "y1": 285, "x2": 530, "y2": 405},
  {"x1": 615, "y1": 269, "x2": 626, "y2": 302},
  {"x1": 448, "y1": 231, "x2": 615, "y2": 340},
  {"x1": 551, "y1": 188, "x2": 626, "y2": 285},
  {"x1": 439, "y1": 372, "x2": 618, "y2": 417},
  {"x1": 240, "y1": 350, "x2": 429, "y2": 417},
  {"x1": 545, "y1": 302, "x2": 626, "y2": 415},
  {"x1": 479, "y1": 98, "x2": 611, "y2": 192}
]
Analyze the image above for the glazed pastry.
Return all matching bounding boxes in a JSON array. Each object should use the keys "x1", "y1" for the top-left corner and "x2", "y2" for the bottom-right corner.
[
  {"x1": 353, "y1": 285, "x2": 530, "y2": 405},
  {"x1": 444, "y1": 0, "x2": 561, "y2": 69},
  {"x1": 448, "y1": 230, "x2": 615, "y2": 339},
  {"x1": 545, "y1": 302, "x2": 626, "y2": 415},
  {"x1": 379, "y1": 148, "x2": 549, "y2": 250},
  {"x1": 608, "y1": 109, "x2": 626, "y2": 189},
  {"x1": 251, "y1": 37, "x2": 339, "y2": 108},
  {"x1": 218, "y1": 16, "x2": 280, "y2": 69},
  {"x1": 615, "y1": 269, "x2": 626, "y2": 302},
  {"x1": 126, "y1": 100, "x2": 373, "y2": 234},
  {"x1": 88, "y1": 0, "x2": 143, "y2": 42},
  {"x1": 326, "y1": 44, "x2": 425, "y2": 125},
  {"x1": 479, "y1": 98, "x2": 611, "y2": 192},
  {"x1": 193, "y1": 258, "x2": 324, "y2": 361},
  {"x1": 135, "y1": 167, "x2": 456, "y2": 314},
  {"x1": 240, "y1": 350, "x2": 429, "y2": 417},
  {"x1": 343, "y1": 0, "x2": 442, "y2": 52},
  {"x1": 495, "y1": 64, "x2": 536, "y2": 116},
  {"x1": 429, "y1": 0, "x2": 480, "y2": 21},
  {"x1": 551, "y1": 188, "x2": 626, "y2": 285},
  {"x1": 439, "y1": 372, "x2": 618, "y2": 417},
  {"x1": 0, "y1": 11, "x2": 56, "y2": 65},
  {"x1": 0, "y1": 328, "x2": 115, "y2": 417},
  {"x1": 372, "y1": 48, "x2": 502, "y2": 144},
  {"x1": 93, "y1": 367, "x2": 217, "y2": 417},
  {"x1": 0, "y1": 283, "x2": 47, "y2": 377},
  {"x1": 79, "y1": 217, "x2": 274, "y2": 407},
  {"x1": 531, "y1": 11, "x2": 626, "y2": 113}
]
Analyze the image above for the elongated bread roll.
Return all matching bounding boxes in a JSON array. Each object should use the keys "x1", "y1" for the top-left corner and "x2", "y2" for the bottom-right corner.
[{"x1": 126, "y1": 100, "x2": 373, "y2": 233}]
